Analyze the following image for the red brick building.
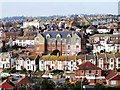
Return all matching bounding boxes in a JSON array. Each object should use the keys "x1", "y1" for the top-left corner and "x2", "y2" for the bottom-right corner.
[
  {"x1": 34, "y1": 33, "x2": 45, "y2": 55},
  {"x1": 43, "y1": 31, "x2": 87, "y2": 55},
  {"x1": 76, "y1": 62, "x2": 105, "y2": 85}
]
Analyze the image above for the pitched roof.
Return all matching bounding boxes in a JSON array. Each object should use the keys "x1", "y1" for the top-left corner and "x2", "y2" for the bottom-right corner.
[
  {"x1": 111, "y1": 75, "x2": 120, "y2": 80},
  {"x1": 106, "y1": 70, "x2": 118, "y2": 80},
  {"x1": 67, "y1": 56, "x2": 76, "y2": 60},
  {"x1": 49, "y1": 55, "x2": 58, "y2": 60},
  {"x1": 115, "y1": 53, "x2": 120, "y2": 58},
  {"x1": 90, "y1": 34, "x2": 120, "y2": 37},
  {"x1": 0, "y1": 80, "x2": 15, "y2": 89},
  {"x1": 41, "y1": 55, "x2": 49, "y2": 60},
  {"x1": 107, "y1": 54, "x2": 115, "y2": 59},
  {"x1": 77, "y1": 61, "x2": 102, "y2": 70},
  {"x1": 86, "y1": 54, "x2": 94, "y2": 60},
  {"x1": 76, "y1": 54, "x2": 85, "y2": 60},
  {"x1": 16, "y1": 76, "x2": 32, "y2": 87},
  {"x1": 57, "y1": 56, "x2": 66, "y2": 61},
  {"x1": 28, "y1": 53, "x2": 38, "y2": 60},
  {"x1": 16, "y1": 36, "x2": 35, "y2": 40},
  {"x1": 97, "y1": 54, "x2": 106, "y2": 59},
  {"x1": 43, "y1": 31, "x2": 81, "y2": 38},
  {"x1": 16, "y1": 76, "x2": 32, "y2": 84},
  {"x1": 87, "y1": 25, "x2": 96, "y2": 30}
]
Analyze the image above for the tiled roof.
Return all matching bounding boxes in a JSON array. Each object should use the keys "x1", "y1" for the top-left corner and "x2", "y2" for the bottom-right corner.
[
  {"x1": 97, "y1": 54, "x2": 106, "y2": 59},
  {"x1": 76, "y1": 54, "x2": 85, "y2": 60},
  {"x1": 67, "y1": 56, "x2": 76, "y2": 60},
  {"x1": 111, "y1": 75, "x2": 120, "y2": 80},
  {"x1": 16, "y1": 36, "x2": 35, "y2": 40},
  {"x1": 106, "y1": 70, "x2": 118, "y2": 80},
  {"x1": 57, "y1": 56, "x2": 66, "y2": 61},
  {"x1": 107, "y1": 54, "x2": 115, "y2": 59},
  {"x1": 77, "y1": 61, "x2": 102, "y2": 70},
  {"x1": 16, "y1": 76, "x2": 32, "y2": 84},
  {"x1": 43, "y1": 31, "x2": 81, "y2": 38},
  {"x1": 116, "y1": 53, "x2": 120, "y2": 58},
  {"x1": 49, "y1": 55, "x2": 58, "y2": 60},
  {"x1": 28, "y1": 53, "x2": 37, "y2": 60},
  {"x1": 41, "y1": 55, "x2": 49, "y2": 60},
  {"x1": 87, "y1": 25, "x2": 96, "y2": 30},
  {"x1": 41, "y1": 55, "x2": 77, "y2": 61},
  {"x1": 90, "y1": 34, "x2": 120, "y2": 37},
  {"x1": 0, "y1": 80, "x2": 15, "y2": 89}
]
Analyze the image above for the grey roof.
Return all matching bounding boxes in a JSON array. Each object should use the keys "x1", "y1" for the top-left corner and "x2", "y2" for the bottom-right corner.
[
  {"x1": 86, "y1": 54, "x2": 94, "y2": 60},
  {"x1": 18, "y1": 55, "x2": 27, "y2": 60},
  {"x1": 43, "y1": 31, "x2": 81, "y2": 38}
]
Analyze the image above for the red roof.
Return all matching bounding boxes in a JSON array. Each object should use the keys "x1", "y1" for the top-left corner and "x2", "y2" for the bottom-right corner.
[
  {"x1": 77, "y1": 61, "x2": 102, "y2": 70},
  {"x1": 111, "y1": 75, "x2": 120, "y2": 80},
  {"x1": 106, "y1": 70, "x2": 118, "y2": 80},
  {"x1": 0, "y1": 80, "x2": 14, "y2": 89}
]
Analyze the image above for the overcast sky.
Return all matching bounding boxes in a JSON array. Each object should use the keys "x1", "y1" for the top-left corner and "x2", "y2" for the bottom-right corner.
[{"x1": 0, "y1": 0, "x2": 119, "y2": 18}]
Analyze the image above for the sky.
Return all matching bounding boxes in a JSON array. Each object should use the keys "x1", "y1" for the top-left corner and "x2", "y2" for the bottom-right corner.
[{"x1": 0, "y1": 0, "x2": 119, "y2": 18}]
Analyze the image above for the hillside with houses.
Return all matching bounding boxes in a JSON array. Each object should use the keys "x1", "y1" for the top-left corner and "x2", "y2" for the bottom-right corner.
[{"x1": 0, "y1": 14, "x2": 120, "y2": 89}]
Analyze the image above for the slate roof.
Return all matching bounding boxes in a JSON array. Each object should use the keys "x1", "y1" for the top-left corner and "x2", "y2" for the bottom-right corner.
[
  {"x1": 18, "y1": 55, "x2": 27, "y2": 60},
  {"x1": 43, "y1": 31, "x2": 81, "y2": 38},
  {"x1": 87, "y1": 25, "x2": 96, "y2": 30},
  {"x1": 86, "y1": 54, "x2": 94, "y2": 60}
]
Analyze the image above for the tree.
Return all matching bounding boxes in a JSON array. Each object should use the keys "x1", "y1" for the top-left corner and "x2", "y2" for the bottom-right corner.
[
  {"x1": 82, "y1": 78, "x2": 89, "y2": 85},
  {"x1": 51, "y1": 49, "x2": 60, "y2": 56},
  {"x1": 94, "y1": 83, "x2": 106, "y2": 90},
  {"x1": 64, "y1": 82, "x2": 74, "y2": 90},
  {"x1": 41, "y1": 79, "x2": 56, "y2": 90},
  {"x1": 74, "y1": 81, "x2": 83, "y2": 90}
]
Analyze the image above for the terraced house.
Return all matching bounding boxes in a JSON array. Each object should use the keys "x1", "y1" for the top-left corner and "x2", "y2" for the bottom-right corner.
[
  {"x1": 89, "y1": 34, "x2": 120, "y2": 53},
  {"x1": 16, "y1": 53, "x2": 40, "y2": 71},
  {"x1": 0, "y1": 52, "x2": 11, "y2": 69},
  {"x1": 39, "y1": 55, "x2": 84, "y2": 71}
]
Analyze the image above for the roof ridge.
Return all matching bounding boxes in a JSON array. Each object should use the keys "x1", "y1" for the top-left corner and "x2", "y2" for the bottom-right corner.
[{"x1": 108, "y1": 73, "x2": 118, "y2": 80}]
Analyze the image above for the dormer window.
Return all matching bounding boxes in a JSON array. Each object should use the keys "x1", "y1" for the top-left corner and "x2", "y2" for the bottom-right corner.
[
  {"x1": 56, "y1": 34, "x2": 61, "y2": 38},
  {"x1": 46, "y1": 34, "x2": 50, "y2": 39},
  {"x1": 66, "y1": 35, "x2": 71, "y2": 44}
]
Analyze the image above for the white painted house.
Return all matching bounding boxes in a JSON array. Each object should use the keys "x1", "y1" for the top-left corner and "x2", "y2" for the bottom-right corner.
[
  {"x1": 16, "y1": 54, "x2": 39, "y2": 71},
  {"x1": 12, "y1": 36, "x2": 35, "y2": 47},
  {"x1": 23, "y1": 19, "x2": 40, "y2": 28},
  {"x1": 16, "y1": 56, "x2": 26, "y2": 70},
  {"x1": 0, "y1": 52, "x2": 11, "y2": 69},
  {"x1": 97, "y1": 25, "x2": 109, "y2": 34},
  {"x1": 39, "y1": 55, "x2": 78, "y2": 71}
]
